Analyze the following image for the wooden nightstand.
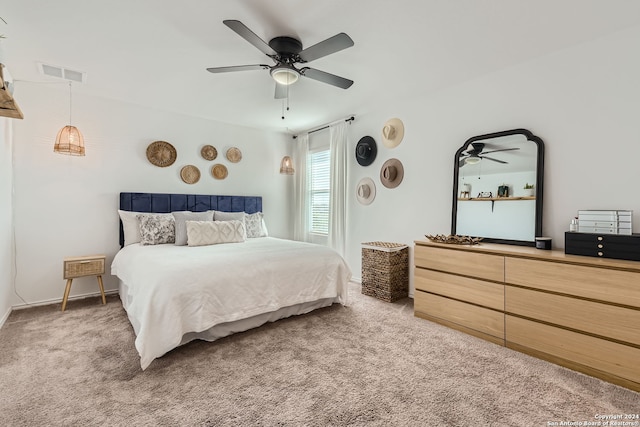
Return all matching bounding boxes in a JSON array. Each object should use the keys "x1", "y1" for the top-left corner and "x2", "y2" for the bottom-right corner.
[{"x1": 61, "y1": 255, "x2": 107, "y2": 311}]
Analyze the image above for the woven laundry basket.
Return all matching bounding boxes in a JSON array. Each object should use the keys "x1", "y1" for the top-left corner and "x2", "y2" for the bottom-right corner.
[{"x1": 361, "y1": 242, "x2": 409, "y2": 302}]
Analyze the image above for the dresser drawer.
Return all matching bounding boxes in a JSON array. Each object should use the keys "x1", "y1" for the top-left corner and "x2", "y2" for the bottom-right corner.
[
  {"x1": 414, "y1": 245, "x2": 504, "y2": 282},
  {"x1": 415, "y1": 268, "x2": 504, "y2": 311},
  {"x1": 506, "y1": 315, "x2": 640, "y2": 384},
  {"x1": 505, "y1": 257, "x2": 640, "y2": 308},
  {"x1": 506, "y1": 286, "x2": 640, "y2": 345},
  {"x1": 64, "y1": 257, "x2": 105, "y2": 279},
  {"x1": 415, "y1": 291, "x2": 504, "y2": 340}
]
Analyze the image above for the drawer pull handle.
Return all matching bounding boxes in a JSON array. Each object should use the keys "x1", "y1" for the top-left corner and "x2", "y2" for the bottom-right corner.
[
  {"x1": 597, "y1": 251, "x2": 603, "y2": 256},
  {"x1": 79, "y1": 261, "x2": 92, "y2": 264},
  {"x1": 597, "y1": 236, "x2": 603, "y2": 241},
  {"x1": 597, "y1": 244, "x2": 603, "y2": 249}
]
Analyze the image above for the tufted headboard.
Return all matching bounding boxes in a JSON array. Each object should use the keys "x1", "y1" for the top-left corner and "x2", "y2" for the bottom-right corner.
[{"x1": 119, "y1": 192, "x2": 262, "y2": 247}]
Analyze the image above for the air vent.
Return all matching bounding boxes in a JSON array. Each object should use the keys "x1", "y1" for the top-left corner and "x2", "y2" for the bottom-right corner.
[{"x1": 38, "y1": 63, "x2": 86, "y2": 83}]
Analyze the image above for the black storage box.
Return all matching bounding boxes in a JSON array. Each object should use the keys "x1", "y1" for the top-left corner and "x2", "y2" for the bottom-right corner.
[{"x1": 565, "y1": 232, "x2": 640, "y2": 261}]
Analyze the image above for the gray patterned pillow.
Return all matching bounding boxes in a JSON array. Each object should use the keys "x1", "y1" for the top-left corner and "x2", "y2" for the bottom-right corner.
[
  {"x1": 137, "y1": 214, "x2": 176, "y2": 245},
  {"x1": 245, "y1": 212, "x2": 267, "y2": 238},
  {"x1": 172, "y1": 211, "x2": 213, "y2": 245}
]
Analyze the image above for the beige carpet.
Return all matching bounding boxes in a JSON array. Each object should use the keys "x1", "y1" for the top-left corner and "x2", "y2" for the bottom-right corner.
[{"x1": 0, "y1": 283, "x2": 638, "y2": 426}]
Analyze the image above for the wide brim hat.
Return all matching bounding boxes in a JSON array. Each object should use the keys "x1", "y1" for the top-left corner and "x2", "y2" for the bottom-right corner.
[
  {"x1": 356, "y1": 177, "x2": 376, "y2": 205},
  {"x1": 381, "y1": 118, "x2": 405, "y2": 148},
  {"x1": 380, "y1": 158, "x2": 404, "y2": 189},
  {"x1": 146, "y1": 140, "x2": 177, "y2": 167},
  {"x1": 355, "y1": 136, "x2": 377, "y2": 166}
]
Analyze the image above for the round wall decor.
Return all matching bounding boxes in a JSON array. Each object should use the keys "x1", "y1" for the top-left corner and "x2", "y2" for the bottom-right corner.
[
  {"x1": 226, "y1": 147, "x2": 242, "y2": 163},
  {"x1": 146, "y1": 140, "x2": 177, "y2": 167},
  {"x1": 201, "y1": 145, "x2": 218, "y2": 161},
  {"x1": 212, "y1": 164, "x2": 228, "y2": 180},
  {"x1": 180, "y1": 165, "x2": 201, "y2": 184}
]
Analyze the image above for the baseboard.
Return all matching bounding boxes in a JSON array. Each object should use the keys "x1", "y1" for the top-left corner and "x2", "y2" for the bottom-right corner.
[
  {"x1": 11, "y1": 289, "x2": 119, "y2": 311},
  {"x1": 351, "y1": 276, "x2": 362, "y2": 284},
  {"x1": 0, "y1": 306, "x2": 11, "y2": 329}
]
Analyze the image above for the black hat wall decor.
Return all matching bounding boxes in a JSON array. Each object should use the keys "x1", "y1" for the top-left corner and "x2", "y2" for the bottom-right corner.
[{"x1": 355, "y1": 136, "x2": 377, "y2": 166}]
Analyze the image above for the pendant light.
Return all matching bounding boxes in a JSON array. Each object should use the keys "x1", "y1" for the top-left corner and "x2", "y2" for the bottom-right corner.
[
  {"x1": 54, "y1": 81, "x2": 85, "y2": 156},
  {"x1": 279, "y1": 156, "x2": 294, "y2": 175}
]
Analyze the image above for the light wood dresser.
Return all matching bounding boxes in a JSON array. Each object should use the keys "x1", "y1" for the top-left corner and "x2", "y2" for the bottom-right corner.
[{"x1": 414, "y1": 240, "x2": 640, "y2": 391}]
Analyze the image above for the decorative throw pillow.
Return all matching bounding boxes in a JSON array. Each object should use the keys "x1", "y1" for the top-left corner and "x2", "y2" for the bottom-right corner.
[
  {"x1": 214, "y1": 211, "x2": 245, "y2": 223},
  {"x1": 172, "y1": 211, "x2": 214, "y2": 246},
  {"x1": 137, "y1": 214, "x2": 176, "y2": 245},
  {"x1": 118, "y1": 210, "x2": 173, "y2": 246},
  {"x1": 245, "y1": 212, "x2": 268, "y2": 238},
  {"x1": 186, "y1": 220, "x2": 246, "y2": 247}
]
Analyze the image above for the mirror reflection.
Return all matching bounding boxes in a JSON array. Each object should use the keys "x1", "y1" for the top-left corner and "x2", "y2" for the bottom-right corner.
[{"x1": 451, "y1": 129, "x2": 544, "y2": 246}]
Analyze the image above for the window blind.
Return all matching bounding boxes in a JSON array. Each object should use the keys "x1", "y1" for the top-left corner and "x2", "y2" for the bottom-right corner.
[{"x1": 309, "y1": 149, "x2": 330, "y2": 235}]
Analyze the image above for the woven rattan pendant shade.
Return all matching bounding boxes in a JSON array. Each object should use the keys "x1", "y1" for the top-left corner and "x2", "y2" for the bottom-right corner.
[
  {"x1": 54, "y1": 125, "x2": 85, "y2": 156},
  {"x1": 279, "y1": 156, "x2": 294, "y2": 175},
  {"x1": 54, "y1": 81, "x2": 85, "y2": 156}
]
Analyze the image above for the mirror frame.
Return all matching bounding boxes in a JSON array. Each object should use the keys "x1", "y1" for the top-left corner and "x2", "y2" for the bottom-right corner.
[{"x1": 451, "y1": 128, "x2": 545, "y2": 246}]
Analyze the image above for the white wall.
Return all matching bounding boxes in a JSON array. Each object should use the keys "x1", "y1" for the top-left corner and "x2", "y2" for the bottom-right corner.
[
  {"x1": 0, "y1": 118, "x2": 14, "y2": 324},
  {"x1": 11, "y1": 84, "x2": 292, "y2": 305},
  {"x1": 345, "y1": 25, "x2": 640, "y2": 295}
]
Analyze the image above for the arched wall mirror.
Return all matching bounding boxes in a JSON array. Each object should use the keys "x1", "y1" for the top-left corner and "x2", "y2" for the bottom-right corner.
[{"x1": 451, "y1": 128, "x2": 544, "y2": 246}]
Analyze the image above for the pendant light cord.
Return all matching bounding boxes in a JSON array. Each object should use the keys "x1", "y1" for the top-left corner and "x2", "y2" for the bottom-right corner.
[{"x1": 68, "y1": 81, "x2": 72, "y2": 126}]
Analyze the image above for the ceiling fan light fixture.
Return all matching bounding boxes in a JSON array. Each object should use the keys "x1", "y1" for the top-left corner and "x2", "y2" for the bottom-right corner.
[
  {"x1": 270, "y1": 66, "x2": 299, "y2": 85},
  {"x1": 465, "y1": 156, "x2": 481, "y2": 165}
]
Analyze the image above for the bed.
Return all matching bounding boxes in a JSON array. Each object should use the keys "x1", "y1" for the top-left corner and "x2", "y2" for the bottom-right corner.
[{"x1": 112, "y1": 192, "x2": 351, "y2": 369}]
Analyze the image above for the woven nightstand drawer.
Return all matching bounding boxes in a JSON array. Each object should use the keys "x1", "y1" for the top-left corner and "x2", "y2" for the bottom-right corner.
[{"x1": 63, "y1": 256, "x2": 106, "y2": 279}]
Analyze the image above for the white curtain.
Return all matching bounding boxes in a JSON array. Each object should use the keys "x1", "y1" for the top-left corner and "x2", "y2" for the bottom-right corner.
[
  {"x1": 293, "y1": 133, "x2": 309, "y2": 242},
  {"x1": 328, "y1": 122, "x2": 348, "y2": 256}
]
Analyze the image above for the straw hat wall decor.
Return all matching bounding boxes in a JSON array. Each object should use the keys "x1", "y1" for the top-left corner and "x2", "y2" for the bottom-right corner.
[
  {"x1": 356, "y1": 177, "x2": 376, "y2": 205},
  {"x1": 380, "y1": 158, "x2": 404, "y2": 188},
  {"x1": 355, "y1": 136, "x2": 377, "y2": 166},
  {"x1": 146, "y1": 140, "x2": 177, "y2": 167},
  {"x1": 381, "y1": 118, "x2": 404, "y2": 148}
]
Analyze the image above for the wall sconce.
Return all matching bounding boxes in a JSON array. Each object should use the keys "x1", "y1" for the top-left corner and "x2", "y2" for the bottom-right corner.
[
  {"x1": 280, "y1": 156, "x2": 294, "y2": 175},
  {"x1": 54, "y1": 81, "x2": 85, "y2": 156}
]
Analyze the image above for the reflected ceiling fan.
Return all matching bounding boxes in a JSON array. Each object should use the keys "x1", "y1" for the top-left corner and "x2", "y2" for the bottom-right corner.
[
  {"x1": 206, "y1": 20, "x2": 354, "y2": 98},
  {"x1": 459, "y1": 142, "x2": 520, "y2": 167}
]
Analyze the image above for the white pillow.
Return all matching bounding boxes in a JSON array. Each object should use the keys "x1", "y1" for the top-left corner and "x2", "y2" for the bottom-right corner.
[
  {"x1": 118, "y1": 210, "x2": 173, "y2": 246},
  {"x1": 186, "y1": 220, "x2": 246, "y2": 247},
  {"x1": 245, "y1": 212, "x2": 268, "y2": 238},
  {"x1": 172, "y1": 211, "x2": 214, "y2": 246},
  {"x1": 138, "y1": 214, "x2": 176, "y2": 245}
]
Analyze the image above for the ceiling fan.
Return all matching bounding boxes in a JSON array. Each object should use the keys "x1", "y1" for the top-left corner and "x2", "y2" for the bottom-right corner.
[
  {"x1": 459, "y1": 142, "x2": 520, "y2": 167},
  {"x1": 206, "y1": 20, "x2": 354, "y2": 98}
]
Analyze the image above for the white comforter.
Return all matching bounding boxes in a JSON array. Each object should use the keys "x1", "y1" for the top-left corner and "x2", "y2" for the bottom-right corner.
[{"x1": 111, "y1": 237, "x2": 351, "y2": 369}]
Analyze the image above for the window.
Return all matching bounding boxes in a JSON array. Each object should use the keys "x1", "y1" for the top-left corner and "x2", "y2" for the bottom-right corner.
[{"x1": 309, "y1": 149, "x2": 330, "y2": 235}]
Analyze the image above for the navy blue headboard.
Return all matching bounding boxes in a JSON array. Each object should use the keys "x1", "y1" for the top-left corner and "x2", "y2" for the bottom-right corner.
[{"x1": 119, "y1": 192, "x2": 262, "y2": 246}]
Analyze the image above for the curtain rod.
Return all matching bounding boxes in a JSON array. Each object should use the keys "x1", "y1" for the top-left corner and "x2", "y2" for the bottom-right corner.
[{"x1": 292, "y1": 116, "x2": 355, "y2": 139}]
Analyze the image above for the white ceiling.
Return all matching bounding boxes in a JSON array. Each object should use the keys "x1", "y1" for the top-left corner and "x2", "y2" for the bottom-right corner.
[{"x1": 4, "y1": 1, "x2": 640, "y2": 134}]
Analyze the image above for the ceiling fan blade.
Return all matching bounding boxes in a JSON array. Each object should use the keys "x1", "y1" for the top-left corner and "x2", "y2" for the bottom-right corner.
[
  {"x1": 274, "y1": 83, "x2": 287, "y2": 99},
  {"x1": 206, "y1": 64, "x2": 270, "y2": 73},
  {"x1": 298, "y1": 33, "x2": 354, "y2": 62},
  {"x1": 223, "y1": 20, "x2": 278, "y2": 57},
  {"x1": 481, "y1": 147, "x2": 520, "y2": 155},
  {"x1": 480, "y1": 155, "x2": 508, "y2": 164},
  {"x1": 301, "y1": 67, "x2": 353, "y2": 89}
]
